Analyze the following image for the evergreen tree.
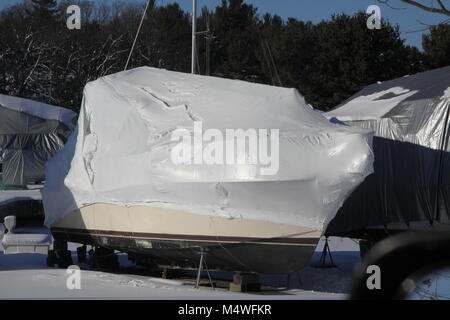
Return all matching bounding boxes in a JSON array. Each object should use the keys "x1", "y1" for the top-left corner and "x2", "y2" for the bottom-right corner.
[
  {"x1": 31, "y1": 0, "x2": 57, "y2": 21},
  {"x1": 423, "y1": 24, "x2": 450, "y2": 68},
  {"x1": 208, "y1": 0, "x2": 263, "y2": 82},
  {"x1": 0, "y1": 1, "x2": 435, "y2": 113},
  {"x1": 265, "y1": 12, "x2": 425, "y2": 110}
]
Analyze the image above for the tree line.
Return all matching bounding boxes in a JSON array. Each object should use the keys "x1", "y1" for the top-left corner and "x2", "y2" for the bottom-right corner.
[{"x1": 0, "y1": 0, "x2": 448, "y2": 112}]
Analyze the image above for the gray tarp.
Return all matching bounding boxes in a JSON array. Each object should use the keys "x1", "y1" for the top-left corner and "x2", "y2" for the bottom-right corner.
[
  {"x1": 325, "y1": 66, "x2": 450, "y2": 238},
  {"x1": 0, "y1": 101, "x2": 75, "y2": 187}
]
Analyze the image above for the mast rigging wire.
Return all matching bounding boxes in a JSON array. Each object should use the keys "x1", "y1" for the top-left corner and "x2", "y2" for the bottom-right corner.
[{"x1": 124, "y1": 0, "x2": 152, "y2": 71}]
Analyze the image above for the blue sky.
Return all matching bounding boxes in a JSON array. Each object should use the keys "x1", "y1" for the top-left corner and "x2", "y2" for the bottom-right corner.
[{"x1": 0, "y1": 0, "x2": 447, "y2": 49}]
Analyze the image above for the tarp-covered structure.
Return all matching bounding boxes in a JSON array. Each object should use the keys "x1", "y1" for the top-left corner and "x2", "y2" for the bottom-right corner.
[
  {"x1": 0, "y1": 95, "x2": 77, "y2": 187},
  {"x1": 43, "y1": 67, "x2": 374, "y2": 230},
  {"x1": 325, "y1": 66, "x2": 450, "y2": 238}
]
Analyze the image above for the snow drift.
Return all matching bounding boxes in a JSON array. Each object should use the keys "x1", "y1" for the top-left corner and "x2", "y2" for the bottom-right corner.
[{"x1": 42, "y1": 67, "x2": 373, "y2": 231}]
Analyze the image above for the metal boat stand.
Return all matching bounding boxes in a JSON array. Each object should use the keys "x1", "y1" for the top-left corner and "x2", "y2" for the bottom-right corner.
[
  {"x1": 316, "y1": 237, "x2": 336, "y2": 268},
  {"x1": 195, "y1": 247, "x2": 214, "y2": 290}
]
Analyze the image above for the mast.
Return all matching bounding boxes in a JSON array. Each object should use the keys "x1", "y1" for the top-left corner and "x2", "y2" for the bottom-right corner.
[
  {"x1": 191, "y1": 0, "x2": 197, "y2": 74},
  {"x1": 205, "y1": 8, "x2": 211, "y2": 76}
]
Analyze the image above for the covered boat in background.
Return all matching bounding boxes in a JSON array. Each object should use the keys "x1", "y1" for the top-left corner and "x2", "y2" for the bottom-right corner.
[
  {"x1": 0, "y1": 94, "x2": 77, "y2": 246},
  {"x1": 42, "y1": 67, "x2": 373, "y2": 274},
  {"x1": 0, "y1": 94, "x2": 77, "y2": 187},
  {"x1": 326, "y1": 66, "x2": 450, "y2": 238}
]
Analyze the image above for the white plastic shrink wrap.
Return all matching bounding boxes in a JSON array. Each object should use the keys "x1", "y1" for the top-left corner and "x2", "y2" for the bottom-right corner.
[
  {"x1": 326, "y1": 66, "x2": 450, "y2": 236},
  {"x1": 43, "y1": 67, "x2": 373, "y2": 232},
  {"x1": 0, "y1": 94, "x2": 76, "y2": 186}
]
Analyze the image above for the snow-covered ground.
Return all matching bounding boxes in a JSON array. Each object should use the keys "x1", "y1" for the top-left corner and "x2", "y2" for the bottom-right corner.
[{"x1": 0, "y1": 237, "x2": 360, "y2": 299}]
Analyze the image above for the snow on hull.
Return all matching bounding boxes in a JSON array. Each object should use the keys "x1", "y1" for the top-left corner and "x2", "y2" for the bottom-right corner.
[{"x1": 43, "y1": 67, "x2": 373, "y2": 232}]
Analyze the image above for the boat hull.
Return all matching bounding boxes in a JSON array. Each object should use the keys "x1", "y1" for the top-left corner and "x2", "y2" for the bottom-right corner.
[{"x1": 51, "y1": 203, "x2": 321, "y2": 274}]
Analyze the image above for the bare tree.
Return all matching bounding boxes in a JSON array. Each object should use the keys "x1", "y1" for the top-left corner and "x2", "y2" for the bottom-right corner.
[{"x1": 378, "y1": 0, "x2": 450, "y2": 17}]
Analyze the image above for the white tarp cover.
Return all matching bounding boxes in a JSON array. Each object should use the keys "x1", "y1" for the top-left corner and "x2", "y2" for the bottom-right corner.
[
  {"x1": 325, "y1": 66, "x2": 450, "y2": 236},
  {"x1": 0, "y1": 95, "x2": 77, "y2": 186},
  {"x1": 0, "y1": 94, "x2": 76, "y2": 130},
  {"x1": 43, "y1": 67, "x2": 373, "y2": 231}
]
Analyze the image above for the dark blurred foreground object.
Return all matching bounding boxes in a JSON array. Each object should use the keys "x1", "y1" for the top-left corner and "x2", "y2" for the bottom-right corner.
[
  {"x1": 351, "y1": 231, "x2": 450, "y2": 299},
  {"x1": 326, "y1": 66, "x2": 450, "y2": 239}
]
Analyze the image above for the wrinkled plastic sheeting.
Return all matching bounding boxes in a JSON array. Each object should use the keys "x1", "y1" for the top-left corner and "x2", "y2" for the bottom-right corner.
[
  {"x1": 0, "y1": 97, "x2": 76, "y2": 187},
  {"x1": 0, "y1": 94, "x2": 76, "y2": 130},
  {"x1": 43, "y1": 67, "x2": 374, "y2": 231},
  {"x1": 326, "y1": 66, "x2": 450, "y2": 236}
]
